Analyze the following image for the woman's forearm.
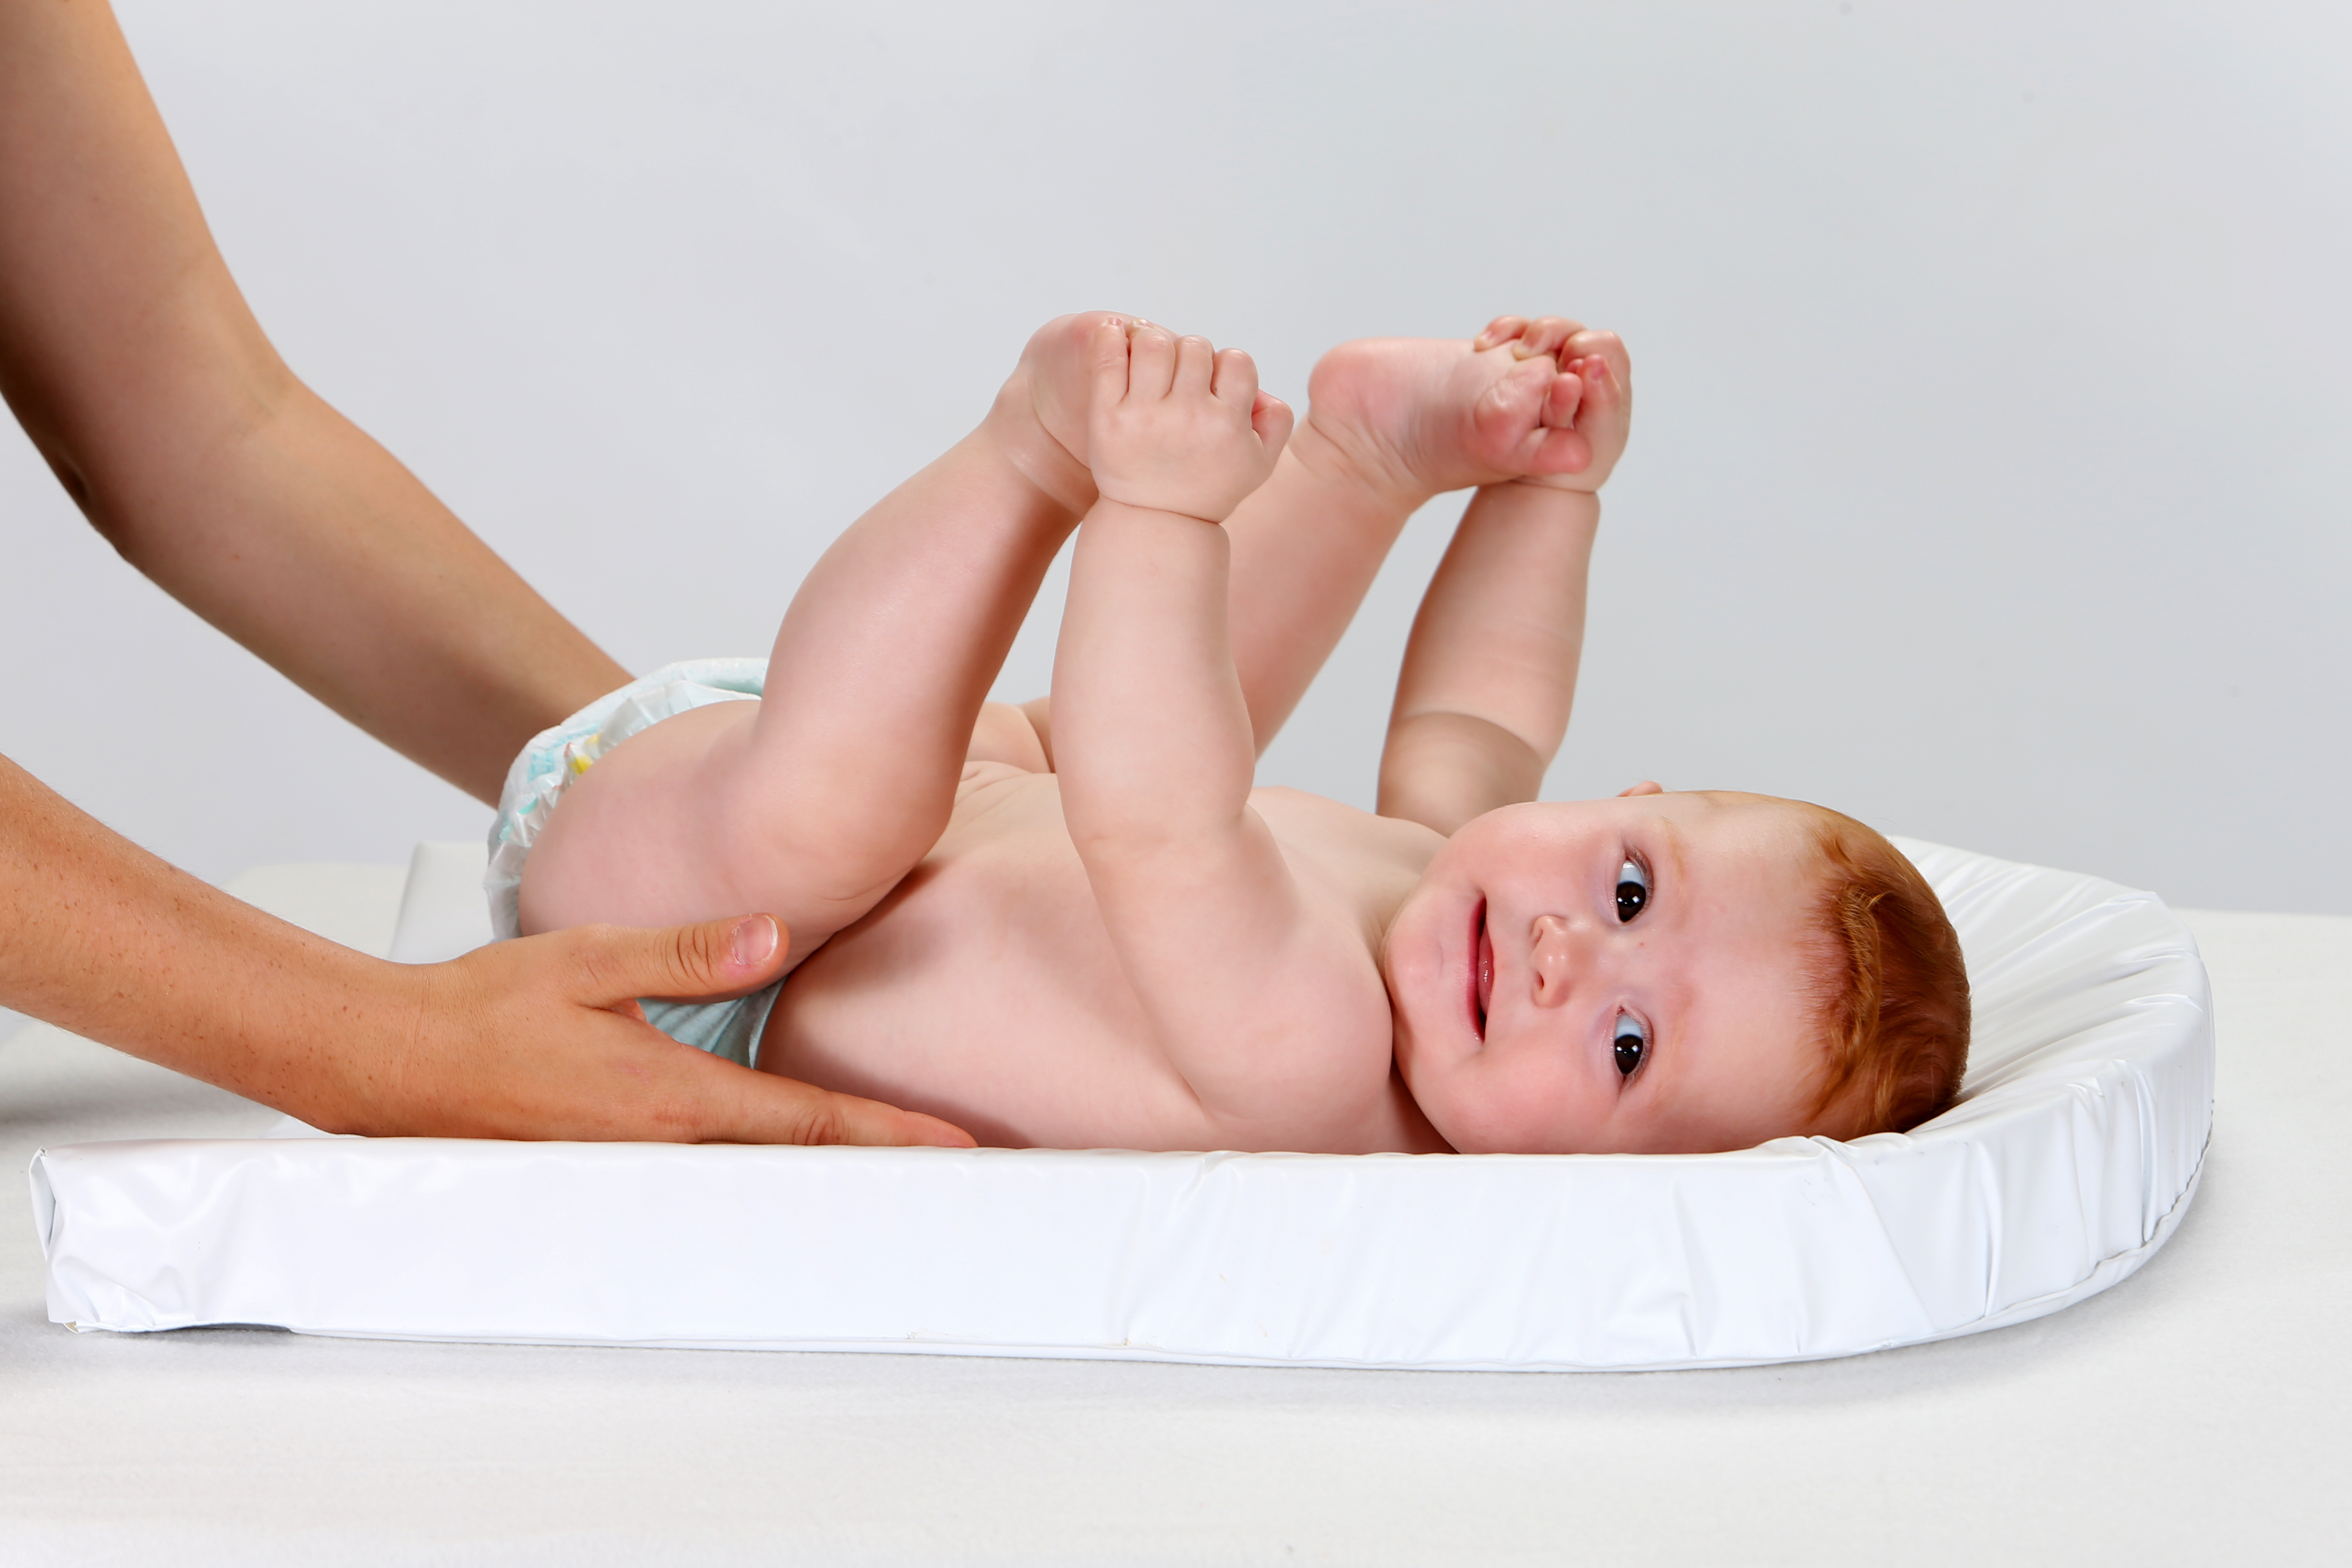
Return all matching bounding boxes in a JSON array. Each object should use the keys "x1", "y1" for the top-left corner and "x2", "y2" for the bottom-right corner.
[
  {"x1": 0, "y1": 0, "x2": 624, "y2": 801},
  {"x1": 0, "y1": 750, "x2": 402, "y2": 1114},
  {"x1": 89, "y1": 376, "x2": 629, "y2": 804}
]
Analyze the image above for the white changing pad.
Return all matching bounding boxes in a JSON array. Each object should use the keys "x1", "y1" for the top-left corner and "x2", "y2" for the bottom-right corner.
[{"x1": 29, "y1": 838, "x2": 2213, "y2": 1370}]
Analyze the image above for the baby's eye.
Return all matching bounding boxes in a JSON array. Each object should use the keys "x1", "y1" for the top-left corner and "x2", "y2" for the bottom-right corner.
[
  {"x1": 1613, "y1": 1014, "x2": 1649, "y2": 1077},
  {"x1": 1615, "y1": 858, "x2": 1650, "y2": 922}
]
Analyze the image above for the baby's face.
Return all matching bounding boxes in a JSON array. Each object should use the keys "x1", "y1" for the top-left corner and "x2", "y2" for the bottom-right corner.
[{"x1": 1384, "y1": 790, "x2": 1835, "y2": 1155}]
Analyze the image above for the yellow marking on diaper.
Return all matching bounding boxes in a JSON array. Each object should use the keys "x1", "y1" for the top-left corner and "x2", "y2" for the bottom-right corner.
[{"x1": 570, "y1": 753, "x2": 595, "y2": 775}]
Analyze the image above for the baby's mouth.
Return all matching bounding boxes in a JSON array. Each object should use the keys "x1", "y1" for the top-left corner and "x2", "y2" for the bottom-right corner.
[{"x1": 1471, "y1": 900, "x2": 1493, "y2": 1039}]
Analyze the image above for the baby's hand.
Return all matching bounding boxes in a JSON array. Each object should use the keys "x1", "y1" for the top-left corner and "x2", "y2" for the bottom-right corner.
[
  {"x1": 1087, "y1": 319, "x2": 1292, "y2": 522},
  {"x1": 1472, "y1": 316, "x2": 1632, "y2": 494}
]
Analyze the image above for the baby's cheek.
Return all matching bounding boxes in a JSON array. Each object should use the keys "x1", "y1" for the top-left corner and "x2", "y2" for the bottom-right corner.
[
  {"x1": 1397, "y1": 1054, "x2": 1463, "y2": 1141},
  {"x1": 1425, "y1": 1064, "x2": 1526, "y2": 1155}
]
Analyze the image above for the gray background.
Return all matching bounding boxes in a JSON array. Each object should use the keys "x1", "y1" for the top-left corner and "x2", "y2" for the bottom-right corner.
[{"x1": 5, "y1": 0, "x2": 2346, "y2": 917}]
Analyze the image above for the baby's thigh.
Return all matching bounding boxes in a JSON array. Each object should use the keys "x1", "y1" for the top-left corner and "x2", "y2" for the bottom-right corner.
[{"x1": 517, "y1": 700, "x2": 771, "y2": 936}]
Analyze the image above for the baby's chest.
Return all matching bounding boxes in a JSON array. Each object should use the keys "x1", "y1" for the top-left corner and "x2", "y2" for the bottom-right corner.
[
  {"x1": 764, "y1": 789, "x2": 1180, "y2": 1138},
  {"x1": 764, "y1": 778, "x2": 1407, "y2": 1150},
  {"x1": 846, "y1": 799, "x2": 1133, "y2": 1014}
]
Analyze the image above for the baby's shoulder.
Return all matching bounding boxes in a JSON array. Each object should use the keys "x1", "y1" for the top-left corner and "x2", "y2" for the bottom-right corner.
[
  {"x1": 1250, "y1": 785, "x2": 1446, "y2": 891},
  {"x1": 1252, "y1": 785, "x2": 1444, "y2": 847}
]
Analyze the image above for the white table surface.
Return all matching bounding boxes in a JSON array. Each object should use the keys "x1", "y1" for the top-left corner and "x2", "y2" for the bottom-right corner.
[{"x1": 2, "y1": 865, "x2": 2344, "y2": 1565}]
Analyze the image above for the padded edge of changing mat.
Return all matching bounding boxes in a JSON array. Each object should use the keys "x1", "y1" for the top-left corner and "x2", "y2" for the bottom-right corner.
[{"x1": 29, "y1": 838, "x2": 2215, "y2": 1370}]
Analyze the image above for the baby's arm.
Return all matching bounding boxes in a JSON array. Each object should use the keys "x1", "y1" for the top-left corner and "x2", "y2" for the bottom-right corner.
[
  {"x1": 1054, "y1": 325, "x2": 1396, "y2": 1128},
  {"x1": 1378, "y1": 328, "x2": 1631, "y2": 834}
]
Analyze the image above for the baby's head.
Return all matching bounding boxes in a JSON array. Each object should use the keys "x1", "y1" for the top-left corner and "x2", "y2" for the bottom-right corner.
[{"x1": 1383, "y1": 787, "x2": 1969, "y2": 1155}]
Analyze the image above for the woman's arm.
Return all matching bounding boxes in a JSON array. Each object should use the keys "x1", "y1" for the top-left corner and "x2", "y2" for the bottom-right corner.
[
  {"x1": 0, "y1": 752, "x2": 969, "y2": 1143},
  {"x1": 0, "y1": 0, "x2": 624, "y2": 803}
]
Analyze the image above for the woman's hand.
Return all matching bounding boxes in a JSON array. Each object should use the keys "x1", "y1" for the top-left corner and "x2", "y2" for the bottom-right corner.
[{"x1": 353, "y1": 915, "x2": 975, "y2": 1145}]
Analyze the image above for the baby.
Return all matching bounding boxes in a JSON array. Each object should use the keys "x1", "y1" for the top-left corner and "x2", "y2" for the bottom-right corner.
[{"x1": 497, "y1": 313, "x2": 1970, "y2": 1154}]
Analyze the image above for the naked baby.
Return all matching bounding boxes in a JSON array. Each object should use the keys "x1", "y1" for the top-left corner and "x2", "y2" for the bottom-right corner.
[{"x1": 498, "y1": 313, "x2": 1970, "y2": 1154}]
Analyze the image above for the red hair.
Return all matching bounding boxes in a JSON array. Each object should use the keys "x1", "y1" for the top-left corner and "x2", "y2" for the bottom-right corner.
[{"x1": 1797, "y1": 807, "x2": 1971, "y2": 1137}]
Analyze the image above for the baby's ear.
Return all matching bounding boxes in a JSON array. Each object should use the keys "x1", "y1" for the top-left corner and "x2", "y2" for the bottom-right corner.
[{"x1": 1618, "y1": 779, "x2": 1664, "y2": 797}]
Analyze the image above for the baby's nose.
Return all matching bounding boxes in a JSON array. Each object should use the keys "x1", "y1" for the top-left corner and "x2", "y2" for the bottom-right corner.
[{"x1": 1529, "y1": 913, "x2": 1589, "y2": 1008}]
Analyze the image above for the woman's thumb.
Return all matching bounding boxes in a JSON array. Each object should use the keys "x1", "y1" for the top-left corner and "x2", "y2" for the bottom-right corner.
[{"x1": 570, "y1": 914, "x2": 789, "y2": 1005}]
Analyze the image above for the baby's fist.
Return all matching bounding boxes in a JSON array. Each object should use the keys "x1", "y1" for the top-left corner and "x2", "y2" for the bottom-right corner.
[{"x1": 1087, "y1": 319, "x2": 1291, "y2": 522}]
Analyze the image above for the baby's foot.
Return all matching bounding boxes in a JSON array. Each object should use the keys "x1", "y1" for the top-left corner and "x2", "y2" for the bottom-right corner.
[
  {"x1": 985, "y1": 311, "x2": 1141, "y2": 514},
  {"x1": 1297, "y1": 316, "x2": 1632, "y2": 507}
]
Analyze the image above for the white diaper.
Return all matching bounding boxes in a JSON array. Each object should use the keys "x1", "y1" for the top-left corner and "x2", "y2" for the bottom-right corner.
[{"x1": 486, "y1": 657, "x2": 775, "y2": 1066}]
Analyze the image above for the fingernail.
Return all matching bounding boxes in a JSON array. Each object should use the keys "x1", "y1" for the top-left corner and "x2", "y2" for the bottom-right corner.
[{"x1": 731, "y1": 915, "x2": 779, "y2": 969}]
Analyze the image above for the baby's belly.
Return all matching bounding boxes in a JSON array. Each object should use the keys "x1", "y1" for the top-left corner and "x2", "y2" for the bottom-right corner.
[{"x1": 757, "y1": 805, "x2": 1212, "y2": 1150}]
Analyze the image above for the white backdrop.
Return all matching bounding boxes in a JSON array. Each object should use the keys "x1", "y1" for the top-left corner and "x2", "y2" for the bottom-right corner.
[{"x1": 5, "y1": 0, "x2": 2346, "y2": 920}]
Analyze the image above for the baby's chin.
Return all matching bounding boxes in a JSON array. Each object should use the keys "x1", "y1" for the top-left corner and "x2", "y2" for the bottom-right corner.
[{"x1": 1376, "y1": 869, "x2": 1446, "y2": 987}]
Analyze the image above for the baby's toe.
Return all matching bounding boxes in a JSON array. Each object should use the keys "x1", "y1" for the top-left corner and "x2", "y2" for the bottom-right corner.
[
  {"x1": 1562, "y1": 328, "x2": 1632, "y2": 383},
  {"x1": 1475, "y1": 315, "x2": 1529, "y2": 351},
  {"x1": 1512, "y1": 316, "x2": 1587, "y2": 361},
  {"x1": 1542, "y1": 368, "x2": 1584, "y2": 429}
]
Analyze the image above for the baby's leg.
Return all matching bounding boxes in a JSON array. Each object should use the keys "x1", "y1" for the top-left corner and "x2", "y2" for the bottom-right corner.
[
  {"x1": 519, "y1": 314, "x2": 1117, "y2": 967},
  {"x1": 1222, "y1": 316, "x2": 1628, "y2": 749}
]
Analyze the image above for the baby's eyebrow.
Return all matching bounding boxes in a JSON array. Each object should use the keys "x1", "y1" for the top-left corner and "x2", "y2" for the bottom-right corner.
[{"x1": 1661, "y1": 817, "x2": 1691, "y2": 888}]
